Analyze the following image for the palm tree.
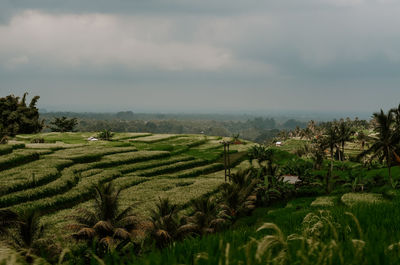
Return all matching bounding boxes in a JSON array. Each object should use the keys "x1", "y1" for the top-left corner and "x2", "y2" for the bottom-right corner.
[
  {"x1": 391, "y1": 104, "x2": 400, "y2": 132},
  {"x1": 97, "y1": 129, "x2": 114, "y2": 141},
  {"x1": 69, "y1": 182, "x2": 140, "y2": 254},
  {"x1": 358, "y1": 109, "x2": 400, "y2": 185},
  {"x1": 218, "y1": 169, "x2": 259, "y2": 220},
  {"x1": 149, "y1": 197, "x2": 180, "y2": 248},
  {"x1": 3, "y1": 210, "x2": 58, "y2": 263},
  {"x1": 356, "y1": 131, "x2": 370, "y2": 151},
  {"x1": 178, "y1": 197, "x2": 226, "y2": 237},
  {"x1": 337, "y1": 120, "x2": 354, "y2": 161},
  {"x1": 322, "y1": 123, "x2": 340, "y2": 193},
  {"x1": 310, "y1": 139, "x2": 325, "y2": 170}
]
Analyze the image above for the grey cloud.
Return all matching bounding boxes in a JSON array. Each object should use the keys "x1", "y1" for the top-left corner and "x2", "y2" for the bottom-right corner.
[{"x1": 1, "y1": 0, "x2": 400, "y2": 113}]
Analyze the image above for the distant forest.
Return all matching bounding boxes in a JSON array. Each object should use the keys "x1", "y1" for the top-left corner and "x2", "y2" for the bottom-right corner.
[{"x1": 40, "y1": 111, "x2": 308, "y2": 143}]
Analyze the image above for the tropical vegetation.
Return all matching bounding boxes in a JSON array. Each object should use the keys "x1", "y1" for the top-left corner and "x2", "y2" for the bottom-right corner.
[{"x1": 0, "y1": 103, "x2": 400, "y2": 264}]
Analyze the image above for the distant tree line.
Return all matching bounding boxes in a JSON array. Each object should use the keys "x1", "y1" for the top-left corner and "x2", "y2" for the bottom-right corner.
[
  {"x1": 0, "y1": 92, "x2": 300, "y2": 143},
  {"x1": 40, "y1": 112, "x2": 308, "y2": 143},
  {"x1": 49, "y1": 116, "x2": 78, "y2": 132},
  {"x1": 0, "y1": 93, "x2": 327, "y2": 143}
]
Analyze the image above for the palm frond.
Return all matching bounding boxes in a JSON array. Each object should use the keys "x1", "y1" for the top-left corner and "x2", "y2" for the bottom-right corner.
[
  {"x1": 113, "y1": 228, "x2": 131, "y2": 240},
  {"x1": 93, "y1": 221, "x2": 113, "y2": 234},
  {"x1": 73, "y1": 228, "x2": 96, "y2": 240}
]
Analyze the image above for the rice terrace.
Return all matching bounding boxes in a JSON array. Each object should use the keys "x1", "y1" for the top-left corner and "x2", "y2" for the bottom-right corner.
[
  {"x1": 3, "y1": 0, "x2": 400, "y2": 264},
  {"x1": 3, "y1": 102, "x2": 400, "y2": 265}
]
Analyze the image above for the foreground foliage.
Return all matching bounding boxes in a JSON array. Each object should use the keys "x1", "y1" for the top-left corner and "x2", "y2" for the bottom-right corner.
[{"x1": 69, "y1": 182, "x2": 140, "y2": 255}]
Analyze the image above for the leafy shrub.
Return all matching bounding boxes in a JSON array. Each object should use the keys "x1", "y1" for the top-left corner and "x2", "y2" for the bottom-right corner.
[
  {"x1": 0, "y1": 93, "x2": 43, "y2": 136},
  {"x1": 282, "y1": 158, "x2": 313, "y2": 178},
  {"x1": 98, "y1": 129, "x2": 114, "y2": 141},
  {"x1": 296, "y1": 185, "x2": 324, "y2": 197},
  {"x1": 248, "y1": 145, "x2": 275, "y2": 162},
  {"x1": 12, "y1": 143, "x2": 25, "y2": 149}
]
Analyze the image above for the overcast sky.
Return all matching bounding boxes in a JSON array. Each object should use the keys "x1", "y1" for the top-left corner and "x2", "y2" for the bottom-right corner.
[{"x1": 0, "y1": 0, "x2": 400, "y2": 115}]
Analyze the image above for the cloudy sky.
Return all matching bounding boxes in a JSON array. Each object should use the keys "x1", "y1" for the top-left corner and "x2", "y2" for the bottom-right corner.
[{"x1": 1, "y1": 0, "x2": 400, "y2": 114}]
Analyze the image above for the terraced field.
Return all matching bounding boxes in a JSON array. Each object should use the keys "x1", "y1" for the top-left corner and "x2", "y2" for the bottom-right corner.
[{"x1": 0, "y1": 133, "x2": 253, "y2": 236}]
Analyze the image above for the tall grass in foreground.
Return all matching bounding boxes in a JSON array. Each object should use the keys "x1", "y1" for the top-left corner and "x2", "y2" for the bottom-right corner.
[{"x1": 96, "y1": 198, "x2": 400, "y2": 265}]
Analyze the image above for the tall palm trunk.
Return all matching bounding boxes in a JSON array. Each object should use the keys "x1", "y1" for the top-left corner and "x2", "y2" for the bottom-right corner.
[
  {"x1": 387, "y1": 146, "x2": 393, "y2": 186},
  {"x1": 327, "y1": 148, "x2": 334, "y2": 194},
  {"x1": 337, "y1": 146, "x2": 341, "y2": 161},
  {"x1": 341, "y1": 141, "x2": 345, "y2": 161}
]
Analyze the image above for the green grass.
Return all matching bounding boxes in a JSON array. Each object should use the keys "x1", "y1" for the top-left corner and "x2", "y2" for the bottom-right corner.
[
  {"x1": 0, "y1": 167, "x2": 82, "y2": 207},
  {"x1": 48, "y1": 146, "x2": 138, "y2": 163},
  {"x1": 0, "y1": 158, "x2": 73, "y2": 195},
  {"x1": 156, "y1": 163, "x2": 224, "y2": 179},
  {"x1": 16, "y1": 132, "x2": 94, "y2": 144},
  {"x1": 117, "y1": 196, "x2": 400, "y2": 265},
  {"x1": 4, "y1": 132, "x2": 400, "y2": 264},
  {"x1": 11, "y1": 169, "x2": 123, "y2": 213},
  {"x1": 135, "y1": 159, "x2": 208, "y2": 177},
  {"x1": 131, "y1": 134, "x2": 183, "y2": 143},
  {"x1": 116, "y1": 155, "x2": 194, "y2": 174},
  {"x1": 183, "y1": 148, "x2": 224, "y2": 161},
  {"x1": 87, "y1": 150, "x2": 170, "y2": 169},
  {"x1": 112, "y1": 133, "x2": 153, "y2": 140},
  {"x1": 0, "y1": 150, "x2": 41, "y2": 170},
  {"x1": 0, "y1": 145, "x2": 13, "y2": 155}
]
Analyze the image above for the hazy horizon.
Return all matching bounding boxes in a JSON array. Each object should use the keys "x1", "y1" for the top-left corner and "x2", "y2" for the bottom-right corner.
[
  {"x1": 1, "y1": 0, "x2": 400, "y2": 114},
  {"x1": 39, "y1": 108, "x2": 373, "y2": 122}
]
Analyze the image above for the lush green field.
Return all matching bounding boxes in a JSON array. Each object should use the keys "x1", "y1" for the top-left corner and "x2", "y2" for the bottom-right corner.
[
  {"x1": 124, "y1": 195, "x2": 400, "y2": 265},
  {"x1": 0, "y1": 133, "x2": 253, "y2": 240},
  {"x1": 2, "y1": 132, "x2": 400, "y2": 265}
]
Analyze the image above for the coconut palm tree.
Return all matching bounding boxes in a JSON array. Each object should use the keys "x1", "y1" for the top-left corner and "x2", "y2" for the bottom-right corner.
[
  {"x1": 391, "y1": 104, "x2": 400, "y2": 132},
  {"x1": 356, "y1": 131, "x2": 370, "y2": 151},
  {"x1": 358, "y1": 109, "x2": 400, "y2": 185},
  {"x1": 97, "y1": 129, "x2": 114, "y2": 141},
  {"x1": 149, "y1": 197, "x2": 180, "y2": 248},
  {"x1": 69, "y1": 181, "x2": 140, "y2": 254},
  {"x1": 309, "y1": 139, "x2": 326, "y2": 170},
  {"x1": 178, "y1": 197, "x2": 226, "y2": 237},
  {"x1": 337, "y1": 120, "x2": 354, "y2": 161},
  {"x1": 218, "y1": 169, "x2": 259, "y2": 220},
  {"x1": 322, "y1": 123, "x2": 340, "y2": 193},
  {"x1": 3, "y1": 210, "x2": 58, "y2": 263}
]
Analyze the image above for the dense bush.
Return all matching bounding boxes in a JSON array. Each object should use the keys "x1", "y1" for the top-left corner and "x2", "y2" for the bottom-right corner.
[
  {"x1": 248, "y1": 145, "x2": 275, "y2": 162},
  {"x1": 0, "y1": 93, "x2": 43, "y2": 137},
  {"x1": 98, "y1": 129, "x2": 114, "y2": 141}
]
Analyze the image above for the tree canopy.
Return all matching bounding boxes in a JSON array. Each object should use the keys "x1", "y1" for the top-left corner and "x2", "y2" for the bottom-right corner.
[
  {"x1": 49, "y1": 116, "x2": 78, "y2": 132},
  {"x1": 0, "y1": 93, "x2": 43, "y2": 137}
]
